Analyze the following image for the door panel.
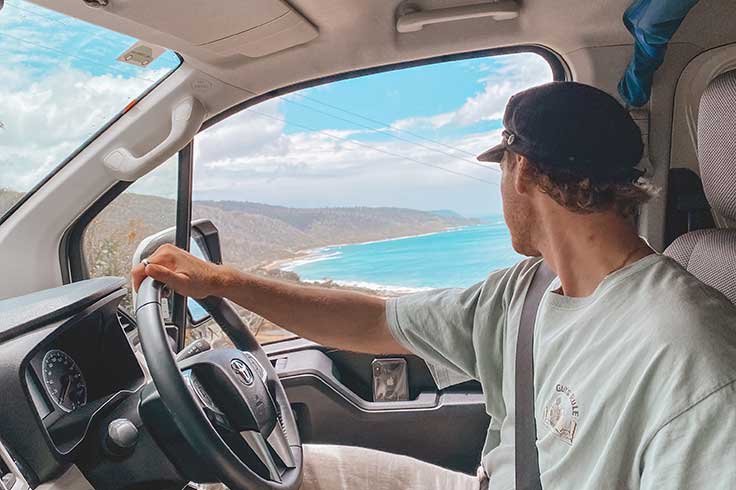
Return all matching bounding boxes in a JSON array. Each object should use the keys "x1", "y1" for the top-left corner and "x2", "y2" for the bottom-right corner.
[{"x1": 268, "y1": 346, "x2": 489, "y2": 474}]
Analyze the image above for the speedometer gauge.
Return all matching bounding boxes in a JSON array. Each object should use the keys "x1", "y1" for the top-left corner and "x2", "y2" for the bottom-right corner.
[{"x1": 42, "y1": 349, "x2": 87, "y2": 412}]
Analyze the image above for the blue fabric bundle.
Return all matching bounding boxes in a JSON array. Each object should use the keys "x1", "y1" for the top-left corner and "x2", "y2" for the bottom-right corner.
[{"x1": 618, "y1": 0, "x2": 701, "y2": 107}]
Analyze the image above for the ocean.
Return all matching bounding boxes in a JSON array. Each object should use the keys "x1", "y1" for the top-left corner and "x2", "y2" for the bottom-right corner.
[{"x1": 282, "y1": 222, "x2": 522, "y2": 293}]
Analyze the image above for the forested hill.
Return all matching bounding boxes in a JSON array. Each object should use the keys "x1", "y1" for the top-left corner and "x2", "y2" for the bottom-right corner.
[
  {"x1": 197, "y1": 199, "x2": 478, "y2": 269},
  {"x1": 0, "y1": 188, "x2": 22, "y2": 216},
  {"x1": 0, "y1": 187, "x2": 476, "y2": 277}
]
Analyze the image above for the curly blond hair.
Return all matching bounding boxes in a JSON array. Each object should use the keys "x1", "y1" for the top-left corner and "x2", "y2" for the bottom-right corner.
[{"x1": 511, "y1": 153, "x2": 658, "y2": 218}]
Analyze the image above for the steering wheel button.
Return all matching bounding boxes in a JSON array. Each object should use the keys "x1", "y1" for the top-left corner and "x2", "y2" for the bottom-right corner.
[{"x1": 244, "y1": 352, "x2": 267, "y2": 380}]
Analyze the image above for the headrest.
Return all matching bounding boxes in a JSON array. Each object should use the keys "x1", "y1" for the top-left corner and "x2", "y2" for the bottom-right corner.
[{"x1": 698, "y1": 70, "x2": 736, "y2": 221}]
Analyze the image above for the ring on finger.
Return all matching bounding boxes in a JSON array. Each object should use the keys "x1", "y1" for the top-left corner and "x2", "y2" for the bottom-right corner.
[{"x1": 142, "y1": 258, "x2": 150, "y2": 267}]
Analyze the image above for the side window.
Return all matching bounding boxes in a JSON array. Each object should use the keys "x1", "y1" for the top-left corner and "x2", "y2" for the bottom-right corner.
[
  {"x1": 83, "y1": 156, "x2": 178, "y2": 312},
  {"x1": 189, "y1": 52, "x2": 554, "y2": 346}
]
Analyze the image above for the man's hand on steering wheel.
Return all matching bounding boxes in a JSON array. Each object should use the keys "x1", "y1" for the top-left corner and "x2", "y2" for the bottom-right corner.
[{"x1": 132, "y1": 244, "x2": 228, "y2": 298}]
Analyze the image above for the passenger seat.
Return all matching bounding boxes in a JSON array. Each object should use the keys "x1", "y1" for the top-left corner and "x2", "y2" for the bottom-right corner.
[{"x1": 665, "y1": 70, "x2": 736, "y2": 303}]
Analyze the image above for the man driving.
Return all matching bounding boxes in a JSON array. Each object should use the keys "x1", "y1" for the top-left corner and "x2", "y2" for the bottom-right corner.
[{"x1": 133, "y1": 82, "x2": 736, "y2": 489}]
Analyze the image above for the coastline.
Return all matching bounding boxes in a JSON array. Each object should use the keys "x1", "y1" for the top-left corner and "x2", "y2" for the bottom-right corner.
[
  {"x1": 300, "y1": 277, "x2": 433, "y2": 295},
  {"x1": 261, "y1": 224, "x2": 472, "y2": 272},
  {"x1": 251, "y1": 220, "x2": 518, "y2": 298}
]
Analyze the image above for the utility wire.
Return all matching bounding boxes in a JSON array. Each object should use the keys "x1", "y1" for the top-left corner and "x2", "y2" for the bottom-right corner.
[
  {"x1": 246, "y1": 108, "x2": 498, "y2": 186},
  {"x1": 7, "y1": 0, "x2": 500, "y2": 177},
  {"x1": 0, "y1": 31, "x2": 163, "y2": 85},
  {"x1": 288, "y1": 91, "x2": 486, "y2": 159},
  {"x1": 5, "y1": 2, "x2": 111, "y2": 56},
  {"x1": 4, "y1": 2, "x2": 75, "y2": 26},
  {"x1": 5, "y1": 0, "x2": 499, "y2": 184},
  {"x1": 280, "y1": 94, "x2": 500, "y2": 174}
]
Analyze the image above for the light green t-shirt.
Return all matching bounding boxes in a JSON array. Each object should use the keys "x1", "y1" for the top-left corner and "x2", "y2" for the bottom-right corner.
[{"x1": 386, "y1": 254, "x2": 736, "y2": 489}]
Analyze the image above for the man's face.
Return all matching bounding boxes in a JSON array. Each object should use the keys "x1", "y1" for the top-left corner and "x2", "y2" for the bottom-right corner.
[{"x1": 500, "y1": 151, "x2": 539, "y2": 256}]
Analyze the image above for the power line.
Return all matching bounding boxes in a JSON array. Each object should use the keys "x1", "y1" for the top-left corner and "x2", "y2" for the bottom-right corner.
[
  {"x1": 289, "y1": 91, "x2": 487, "y2": 159},
  {"x1": 245, "y1": 108, "x2": 498, "y2": 186},
  {"x1": 5, "y1": 2, "x2": 111, "y2": 56},
  {"x1": 280, "y1": 94, "x2": 500, "y2": 175},
  {"x1": 5, "y1": 0, "x2": 500, "y2": 185},
  {"x1": 0, "y1": 31, "x2": 162, "y2": 85},
  {"x1": 4, "y1": 2, "x2": 75, "y2": 26},
  {"x1": 7, "y1": 0, "x2": 501, "y2": 177}
]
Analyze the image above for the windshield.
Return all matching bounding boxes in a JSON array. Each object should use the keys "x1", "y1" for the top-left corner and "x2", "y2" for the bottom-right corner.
[{"x1": 0, "y1": 0, "x2": 181, "y2": 220}]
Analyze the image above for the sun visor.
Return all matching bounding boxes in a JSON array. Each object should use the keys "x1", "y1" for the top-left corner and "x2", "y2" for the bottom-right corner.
[
  {"x1": 104, "y1": 0, "x2": 318, "y2": 57},
  {"x1": 201, "y1": 9, "x2": 318, "y2": 58}
]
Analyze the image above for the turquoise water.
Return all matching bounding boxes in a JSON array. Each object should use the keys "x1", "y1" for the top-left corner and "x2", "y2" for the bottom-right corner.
[{"x1": 283, "y1": 222, "x2": 522, "y2": 292}]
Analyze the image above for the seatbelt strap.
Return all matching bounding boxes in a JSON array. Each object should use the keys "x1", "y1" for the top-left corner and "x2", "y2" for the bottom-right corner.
[{"x1": 515, "y1": 260, "x2": 556, "y2": 490}]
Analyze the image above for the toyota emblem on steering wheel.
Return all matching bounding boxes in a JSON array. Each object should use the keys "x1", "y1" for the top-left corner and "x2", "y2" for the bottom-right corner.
[{"x1": 231, "y1": 359, "x2": 255, "y2": 386}]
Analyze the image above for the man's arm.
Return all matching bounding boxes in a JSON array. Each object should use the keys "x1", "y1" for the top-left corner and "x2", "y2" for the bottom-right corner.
[{"x1": 132, "y1": 244, "x2": 409, "y2": 355}]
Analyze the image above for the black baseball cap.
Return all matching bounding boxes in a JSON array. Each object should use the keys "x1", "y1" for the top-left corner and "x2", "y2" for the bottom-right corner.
[{"x1": 477, "y1": 82, "x2": 644, "y2": 182}]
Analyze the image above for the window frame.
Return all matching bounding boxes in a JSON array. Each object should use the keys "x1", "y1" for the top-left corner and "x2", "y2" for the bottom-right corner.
[
  {"x1": 172, "y1": 141, "x2": 194, "y2": 351},
  {"x1": 60, "y1": 146, "x2": 193, "y2": 349}
]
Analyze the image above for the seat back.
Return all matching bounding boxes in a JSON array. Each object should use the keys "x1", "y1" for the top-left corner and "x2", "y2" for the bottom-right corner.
[{"x1": 664, "y1": 70, "x2": 736, "y2": 304}]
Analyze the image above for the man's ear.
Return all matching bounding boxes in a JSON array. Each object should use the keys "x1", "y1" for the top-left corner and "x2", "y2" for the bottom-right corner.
[{"x1": 513, "y1": 154, "x2": 534, "y2": 195}]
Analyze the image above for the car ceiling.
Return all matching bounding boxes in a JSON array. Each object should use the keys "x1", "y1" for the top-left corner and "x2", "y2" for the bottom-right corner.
[{"x1": 29, "y1": 0, "x2": 736, "y2": 97}]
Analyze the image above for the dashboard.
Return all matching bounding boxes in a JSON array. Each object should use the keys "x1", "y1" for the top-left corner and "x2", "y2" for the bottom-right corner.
[
  {"x1": 0, "y1": 276, "x2": 488, "y2": 489},
  {"x1": 0, "y1": 277, "x2": 149, "y2": 486}
]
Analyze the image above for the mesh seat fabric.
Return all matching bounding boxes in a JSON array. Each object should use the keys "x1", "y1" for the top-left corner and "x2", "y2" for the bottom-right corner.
[{"x1": 664, "y1": 70, "x2": 736, "y2": 304}]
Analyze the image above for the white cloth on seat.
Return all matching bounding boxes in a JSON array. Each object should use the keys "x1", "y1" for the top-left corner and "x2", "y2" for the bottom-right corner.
[{"x1": 301, "y1": 444, "x2": 482, "y2": 490}]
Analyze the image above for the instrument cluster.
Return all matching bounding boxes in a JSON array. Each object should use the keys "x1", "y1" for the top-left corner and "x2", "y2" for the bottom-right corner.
[
  {"x1": 25, "y1": 310, "x2": 145, "y2": 453},
  {"x1": 42, "y1": 349, "x2": 87, "y2": 413}
]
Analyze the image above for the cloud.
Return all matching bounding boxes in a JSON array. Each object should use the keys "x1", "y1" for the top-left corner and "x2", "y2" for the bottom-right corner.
[
  {"x1": 189, "y1": 55, "x2": 553, "y2": 215},
  {"x1": 0, "y1": 1, "x2": 174, "y2": 194},
  {"x1": 0, "y1": 65, "x2": 170, "y2": 192},
  {"x1": 1, "y1": 4, "x2": 547, "y2": 218},
  {"x1": 192, "y1": 102, "x2": 505, "y2": 215},
  {"x1": 392, "y1": 112, "x2": 455, "y2": 131},
  {"x1": 196, "y1": 105, "x2": 500, "y2": 177},
  {"x1": 393, "y1": 54, "x2": 553, "y2": 130}
]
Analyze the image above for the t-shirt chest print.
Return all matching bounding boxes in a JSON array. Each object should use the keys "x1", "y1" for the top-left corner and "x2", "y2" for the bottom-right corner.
[{"x1": 542, "y1": 383, "x2": 580, "y2": 445}]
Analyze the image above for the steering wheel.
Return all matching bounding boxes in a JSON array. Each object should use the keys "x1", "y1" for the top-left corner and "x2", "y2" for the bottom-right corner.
[{"x1": 135, "y1": 277, "x2": 303, "y2": 490}]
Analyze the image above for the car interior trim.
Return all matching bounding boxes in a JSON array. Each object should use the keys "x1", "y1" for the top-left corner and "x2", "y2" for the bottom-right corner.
[
  {"x1": 0, "y1": 278, "x2": 127, "y2": 343},
  {"x1": 275, "y1": 350, "x2": 484, "y2": 413},
  {"x1": 59, "y1": 182, "x2": 132, "y2": 284},
  {"x1": 173, "y1": 141, "x2": 195, "y2": 351}
]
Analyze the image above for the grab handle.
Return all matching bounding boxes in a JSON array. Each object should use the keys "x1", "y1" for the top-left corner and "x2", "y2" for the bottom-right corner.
[
  {"x1": 396, "y1": 1, "x2": 519, "y2": 33},
  {"x1": 104, "y1": 96, "x2": 205, "y2": 179}
]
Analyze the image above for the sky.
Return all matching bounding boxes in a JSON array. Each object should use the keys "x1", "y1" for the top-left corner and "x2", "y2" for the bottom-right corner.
[{"x1": 0, "y1": 0, "x2": 553, "y2": 218}]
